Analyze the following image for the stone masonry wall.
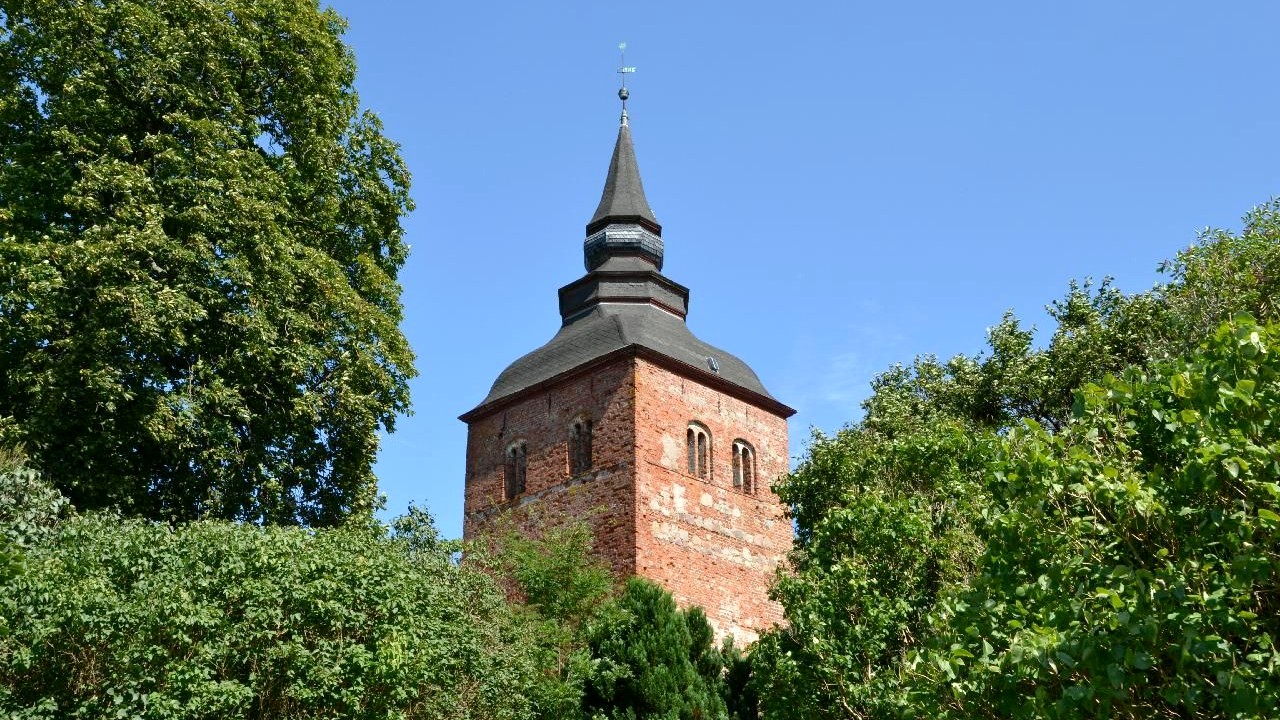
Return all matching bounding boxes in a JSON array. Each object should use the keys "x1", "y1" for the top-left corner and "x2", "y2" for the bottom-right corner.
[
  {"x1": 632, "y1": 358, "x2": 792, "y2": 644},
  {"x1": 463, "y1": 358, "x2": 638, "y2": 577}
]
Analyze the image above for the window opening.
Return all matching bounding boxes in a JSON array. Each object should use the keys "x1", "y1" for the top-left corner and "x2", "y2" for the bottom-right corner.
[
  {"x1": 687, "y1": 428, "x2": 696, "y2": 474},
  {"x1": 733, "y1": 440, "x2": 755, "y2": 494},
  {"x1": 505, "y1": 441, "x2": 527, "y2": 500},
  {"x1": 687, "y1": 422, "x2": 711, "y2": 479},
  {"x1": 570, "y1": 418, "x2": 593, "y2": 475}
]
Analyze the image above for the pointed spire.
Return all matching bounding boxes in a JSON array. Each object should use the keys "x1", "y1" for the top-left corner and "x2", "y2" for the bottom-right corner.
[
  {"x1": 587, "y1": 121, "x2": 661, "y2": 235},
  {"x1": 582, "y1": 46, "x2": 664, "y2": 271},
  {"x1": 582, "y1": 116, "x2": 665, "y2": 271}
]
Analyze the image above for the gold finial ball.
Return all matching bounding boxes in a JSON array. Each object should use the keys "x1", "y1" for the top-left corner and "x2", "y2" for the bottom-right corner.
[{"x1": 618, "y1": 87, "x2": 629, "y2": 102}]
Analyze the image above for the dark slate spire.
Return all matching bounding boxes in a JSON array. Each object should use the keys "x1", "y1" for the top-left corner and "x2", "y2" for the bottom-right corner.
[
  {"x1": 587, "y1": 120, "x2": 661, "y2": 234},
  {"x1": 584, "y1": 115, "x2": 664, "y2": 270}
]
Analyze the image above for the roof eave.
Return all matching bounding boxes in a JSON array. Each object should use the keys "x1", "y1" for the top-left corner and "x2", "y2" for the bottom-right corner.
[{"x1": 458, "y1": 344, "x2": 796, "y2": 423}]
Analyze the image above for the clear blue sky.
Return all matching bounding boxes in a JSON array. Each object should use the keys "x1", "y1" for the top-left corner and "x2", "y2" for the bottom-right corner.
[{"x1": 324, "y1": 1, "x2": 1280, "y2": 539}]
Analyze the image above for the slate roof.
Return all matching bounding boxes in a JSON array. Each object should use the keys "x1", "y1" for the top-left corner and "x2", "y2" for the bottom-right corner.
[{"x1": 470, "y1": 302, "x2": 784, "y2": 413}]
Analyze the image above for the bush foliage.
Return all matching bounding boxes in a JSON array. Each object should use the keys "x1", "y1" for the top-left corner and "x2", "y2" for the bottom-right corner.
[
  {"x1": 0, "y1": 503, "x2": 547, "y2": 719},
  {"x1": 0, "y1": 487, "x2": 741, "y2": 719},
  {"x1": 584, "y1": 578, "x2": 729, "y2": 720}
]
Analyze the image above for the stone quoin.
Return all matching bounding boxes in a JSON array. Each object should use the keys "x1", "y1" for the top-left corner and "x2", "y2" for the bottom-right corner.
[{"x1": 460, "y1": 96, "x2": 795, "y2": 643}]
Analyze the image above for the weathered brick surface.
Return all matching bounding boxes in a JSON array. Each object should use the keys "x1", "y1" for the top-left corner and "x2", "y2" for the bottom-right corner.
[
  {"x1": 632, "y1": 358, "x2": 791, "y2": 643},
  {"x1": 463, "y1": 359, "x2": 638, "y2": 577},
  {"x1": 463, "y1": 353, "x2": 791, "y2": 643}
]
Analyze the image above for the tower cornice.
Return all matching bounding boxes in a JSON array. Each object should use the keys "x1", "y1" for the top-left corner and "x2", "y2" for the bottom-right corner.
[{"x1": 458, "y1": 344, "x2": 796, "y2": 423}]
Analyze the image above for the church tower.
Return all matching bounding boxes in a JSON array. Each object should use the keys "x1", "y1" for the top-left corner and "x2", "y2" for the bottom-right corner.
[{"x1": 460, "y1": 92, "x2": 795, "y2": 642}]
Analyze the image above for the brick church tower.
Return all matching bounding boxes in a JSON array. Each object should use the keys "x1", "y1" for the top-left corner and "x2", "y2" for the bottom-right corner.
[{"x1": 460, "y1": 99, "x2": 795, "y2": 642}]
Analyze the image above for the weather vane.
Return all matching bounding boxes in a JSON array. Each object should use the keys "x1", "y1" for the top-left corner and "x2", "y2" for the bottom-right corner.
[{"x1": 617, "y1": 42, "x2": 636, "y2": 125}]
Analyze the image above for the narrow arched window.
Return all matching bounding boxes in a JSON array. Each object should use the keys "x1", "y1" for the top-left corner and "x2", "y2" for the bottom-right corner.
[
  {"x1": 570, "y1": 417, "x2": 593, "y2": 475},
  {"x1": 687, "y1": 422, "x2": 711, "y2": 479},
  {"x1": 733, "y1": 440, "x2": 755, "y2": 494},
  {"x1": 505, "y1": 441, "x2": 527, "y2": 500}
]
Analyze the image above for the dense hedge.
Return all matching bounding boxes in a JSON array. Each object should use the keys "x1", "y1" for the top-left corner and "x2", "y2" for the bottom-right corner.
[{"x1": 0, "y1": 506, "x2": 547, "y2": 719}]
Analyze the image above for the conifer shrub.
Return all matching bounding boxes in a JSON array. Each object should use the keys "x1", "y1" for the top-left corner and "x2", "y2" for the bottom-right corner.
[{"x1": 584, "y1": 578, "x2": 729, "y2": 720}]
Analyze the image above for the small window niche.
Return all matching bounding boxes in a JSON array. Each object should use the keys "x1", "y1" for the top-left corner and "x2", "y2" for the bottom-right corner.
[
  {"x1": 569, "y1": 416, "x2": 593, "y2": 475},
  {"x1": 687, "y1": 422, "x2": 711, "y2": 480},
  {"x1": 732, "y1": 440, "x2": 755, "y2": 494},
  {"x1": 505, "y1": 440, "x2": 527, "y2": 500}
]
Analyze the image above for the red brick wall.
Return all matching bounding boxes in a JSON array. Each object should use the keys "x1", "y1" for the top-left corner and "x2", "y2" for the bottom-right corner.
[
  {"x1": 463, "y1": 353, "x2": 792, "y2": 644},
  {"x1": 463, "y1": 358, "x2": 639, "y2": 577},
  {"x1": 632, "y1": 358, "x2": 791, "y2": 644}
]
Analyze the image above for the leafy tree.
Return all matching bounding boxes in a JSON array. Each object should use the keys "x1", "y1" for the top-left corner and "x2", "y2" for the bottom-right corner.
[
  {"x1": 486, "y1": 519, "x2": 616, "y2": 633},
  {"x1": 0, "y1": 0, "x2": 414, "y2": 525},
  {"x1": 0, "y1": 506, "x2": 552, "y2": 719},
  {"x1": 1161, "y1": 199, "x2": 1280, "y2": 350},
  {"x1": 753, "y1": 201, "x2": 1280, "y2": 719},
  {"x1": 858, "y1": 278, "x2": 1166, "y2": 437},
  {"x1": 753, "y1": 420, "x2": 989, "y2": 720},
  {"x1": 478, "y1": 518, "x2": 752, "y2": 720},
  {"x1": 479, "y1": 519, "x2": 617, "y2": 719},
  {"x1": 584, "y1": 578, "x2": 728, "y2": 720},
  {"x1": 928, "y1": 316, "x2": 1280, "y2": 718},
  {"x1": 753, "y1": 279, "x2": 1161, "y2": 720}
]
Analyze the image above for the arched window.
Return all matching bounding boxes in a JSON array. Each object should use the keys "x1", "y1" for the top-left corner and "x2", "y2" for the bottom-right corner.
[
  {"x1": 505, "y1": 441, "x2": 527, "y2": 500},
  {"x1": 570, "y1": 417, "x2": 593, "y2": 475},
  {"x1": 687, "y1": 422, "x2": 710, "y2": 479},
  {"x1": 733, "y1": 440, "x2": 755, "y2": 494}
]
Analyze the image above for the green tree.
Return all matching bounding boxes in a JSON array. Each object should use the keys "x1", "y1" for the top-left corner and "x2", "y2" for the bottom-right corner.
[
  {"x1": 753, "y1": 420, "x2": 989, "y2": 720},
  {"x1": 753, "y1": 280, "x2": 1161, "y2": 720},
  {"x1": 479, "y1": 519, "x2": 617, "y2": 719},
  {"x1": 753, "y1": 202, "x2": 1280, "y2": 719},
  {"x1": 928, "y1": 316, "x2": 1280, "y2": 718},
  {"x1": 1161, "y1": 199, "x2": 1280, "y2": 350},
  {"x1": 478, "y1": 517, "x2": 752, "y2": 720},
  {"x1": 0, "y1": 506, "x2": 552, "y2": 719},
  {"x1": 0, "y1": 0, "x2": 414, "y2": 525},
  {"x1": 584, "y1": 578, "x2": 728, "y2": 720}
]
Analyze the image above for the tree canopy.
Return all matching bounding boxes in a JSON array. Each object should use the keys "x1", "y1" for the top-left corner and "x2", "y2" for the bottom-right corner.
[
  {"x1": 752, "y1": 201, "x2": 1280, "y2": 719},
  {"x1": 927, "y1": 315, "x2": 1280, "y2": 718},
  {"x1": 0, "y1": 0, "x2": 414, "y2": 525}
]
